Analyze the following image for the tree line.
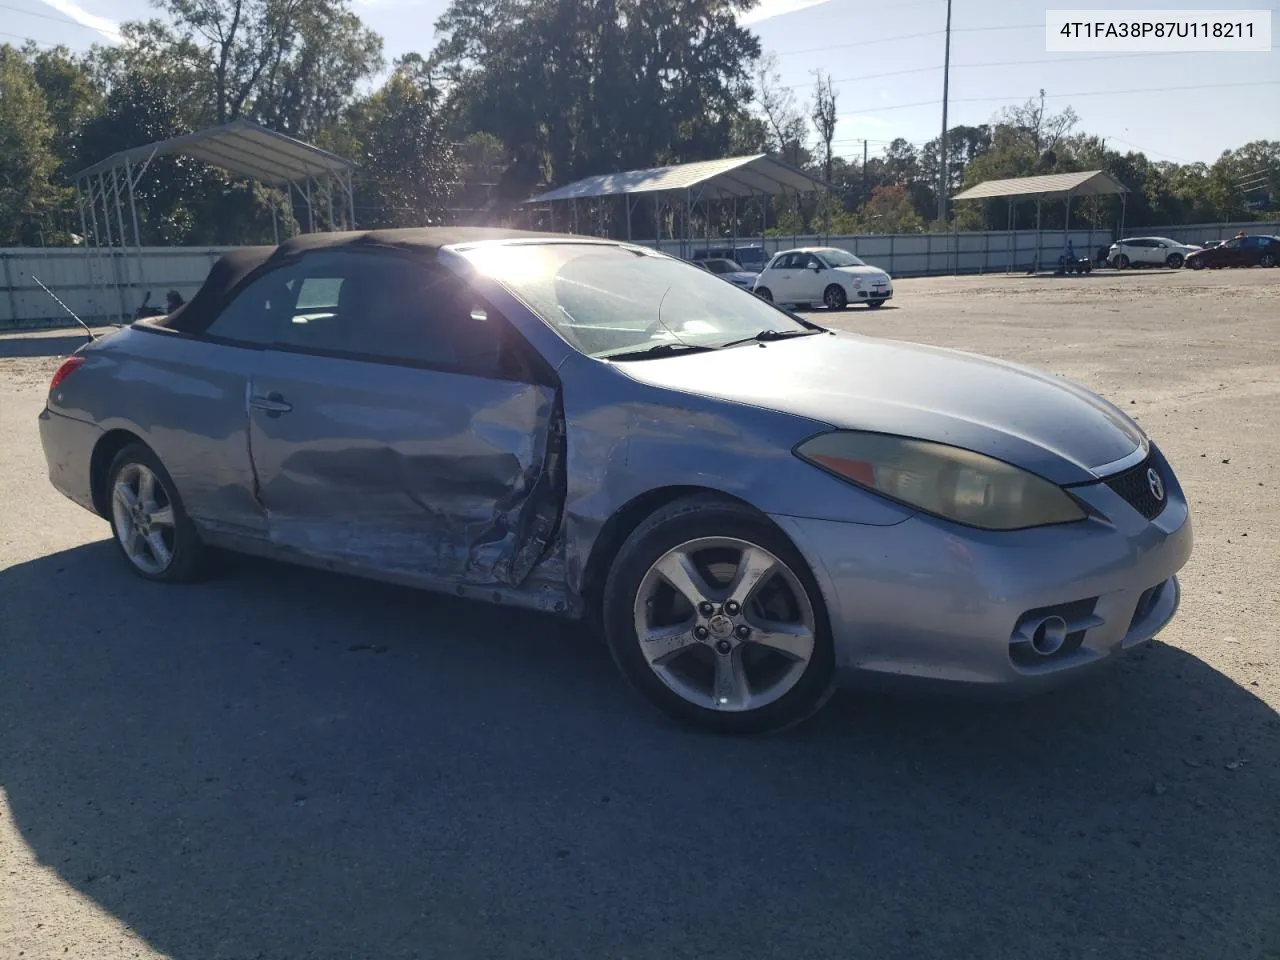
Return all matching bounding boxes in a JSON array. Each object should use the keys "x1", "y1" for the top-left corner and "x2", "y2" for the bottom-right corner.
[{"x1": 1, "y1": 0, "x2": 1276, "y2": 247}]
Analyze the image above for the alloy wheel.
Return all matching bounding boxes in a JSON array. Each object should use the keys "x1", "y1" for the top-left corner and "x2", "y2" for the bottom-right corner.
[
  {"x1": 111, "y1": 462, "x2": 178, "y2": 575},
  {"x1": 632, "y1": 537, "x2": 816, "y2": 712}
]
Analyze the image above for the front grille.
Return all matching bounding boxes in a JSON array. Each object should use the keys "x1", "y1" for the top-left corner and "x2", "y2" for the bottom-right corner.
[{"x1": 1103, "y1": 454, "x2": 1167, "y2": 520}]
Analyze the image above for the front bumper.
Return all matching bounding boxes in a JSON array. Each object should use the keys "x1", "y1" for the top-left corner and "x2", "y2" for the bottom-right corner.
[
  {"x1": 771, "y1": 463, "x2": 1192, "y2": 692},
  {"x1": 852, "y1": 285, "x2": 892, "y2": 302}
]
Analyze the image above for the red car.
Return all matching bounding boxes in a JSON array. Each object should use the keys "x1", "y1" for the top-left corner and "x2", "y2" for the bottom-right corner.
[{"x1": 1185, "y1": 234, "x2": 1280, "y2": 270}]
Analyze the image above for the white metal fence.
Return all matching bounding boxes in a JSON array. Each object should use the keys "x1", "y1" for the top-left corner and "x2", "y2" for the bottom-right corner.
[
  {"x1": 1, "y1": 246, "x2": 236, "y2": 328},
  {"x1": 3, "y1": 219, "x2": 1277, "y2": 328},
  {"x1": 658, "y1": 219, "x2": 1280, "y2": 276}
]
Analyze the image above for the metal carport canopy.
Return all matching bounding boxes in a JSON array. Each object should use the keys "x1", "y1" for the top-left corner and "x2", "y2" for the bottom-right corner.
[
  {"x1": 74, "y1": 118, "x2": 354, "y2": 186},
  {"x1": 524, "y1": 153, "x2": 829, "y2": 203},
  {"x1": 951, "y1": 170, "x2": 1128, "y2": 202}
]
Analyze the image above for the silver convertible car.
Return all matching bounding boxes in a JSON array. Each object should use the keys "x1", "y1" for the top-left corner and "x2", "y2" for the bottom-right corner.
[{"x1": 39, "y1": 228, "x2": 1193, "y2": 734}]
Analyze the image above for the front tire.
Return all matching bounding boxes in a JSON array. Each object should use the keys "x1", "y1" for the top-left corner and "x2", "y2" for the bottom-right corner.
[
  {"x1": 1166, "y1": 253, "x2": 1184, "y2": 269},
  {"x1": 106, "y1": 442, "x2": 206, "y2": 583},
  {"x1": 1115, "y1": 254, "x2": 1130, "y2": 269},
  {"x1": 1189, "y1": 257, "x2": 1205, "y2": 270},
  {"x1": 866, "y1": 299, "x2": 885, "y2": 309},
  {"x1": 823, "y1": 284, "x2": 847, "y2": 310},
  {"x1": 601, "y1": 495, "x2": 836, "y2": 735},
  {"x1": 754, "y1": 287, "x2": 773, "y2": 302}
]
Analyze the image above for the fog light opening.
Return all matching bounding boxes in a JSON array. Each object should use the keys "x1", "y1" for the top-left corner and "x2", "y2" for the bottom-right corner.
[{"x1": 1030, "y1": 616, "x2": 1068, "y2": 656}]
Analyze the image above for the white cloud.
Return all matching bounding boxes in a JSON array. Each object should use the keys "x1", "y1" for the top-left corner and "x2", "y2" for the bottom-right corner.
[
  {"x1": 39, "y1": 0, "x2": 123, "y2": 43},
  {"x1": 739, "y1": 0, "x2": 836, "y2": 26}
]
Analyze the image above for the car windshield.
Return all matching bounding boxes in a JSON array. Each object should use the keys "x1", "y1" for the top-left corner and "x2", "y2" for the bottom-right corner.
[
  {"x1": 461, "y1": 243, "x2": 809, "y2": 359},
  {"x1": 817, "y1": 249, "x2": 866, "y2": 268}
]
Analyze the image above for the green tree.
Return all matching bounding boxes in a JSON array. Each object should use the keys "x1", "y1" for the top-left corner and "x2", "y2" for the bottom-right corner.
[
  {"x1": 0, "y1": 46, "x2": 70, "y2": 244},
  {"x1": 433, "y1": 0, "x2": 761, "y2": 206},
  {"x1": 124, "y1": 0, "x2": 383, "y2": 137},
  {"x1": 348, "y1": 55, "x2": 460, "y2": 228},
  {"x1": 24, "y1": 44, "x2": 103, "y2": 181},
  {"x1": 854, "y1": 184, "x2": 925, "y2": 233}
]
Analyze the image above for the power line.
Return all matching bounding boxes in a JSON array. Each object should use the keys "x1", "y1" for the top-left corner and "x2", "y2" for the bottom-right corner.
[
  {"x1": 835, "y1": 80, "x2": 1280, "y2": 117},
  {"x1": 799, "y1": 0, "x2": 944, "y2": 23},
  {"x1": 0, "y1": 2, "x2": 93, "y2": 29},
  {"x1": 783, "y1": 50, "x2": 1228, "y2": 91},
  {"x1": 0, "y1": 30, "x2": 61, "y2": 46},
  {"x1": 776, "y1": 22, "x2": 1043, "y2": 57}
]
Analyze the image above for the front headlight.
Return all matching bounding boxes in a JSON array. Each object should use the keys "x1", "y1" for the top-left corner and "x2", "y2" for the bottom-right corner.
[{"x1": 794, "y1": 431, "x2": 1086, "y2": 530}]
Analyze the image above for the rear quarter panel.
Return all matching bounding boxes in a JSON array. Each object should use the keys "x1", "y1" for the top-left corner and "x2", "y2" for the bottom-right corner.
[{"x1": 49, "y1": 325, "x2": 263, "y2": 533}]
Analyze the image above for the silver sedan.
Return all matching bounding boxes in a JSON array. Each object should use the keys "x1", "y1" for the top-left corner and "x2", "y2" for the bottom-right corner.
[{"x1": 38, "y1": 228, "x2": 1193, "y2": 733}]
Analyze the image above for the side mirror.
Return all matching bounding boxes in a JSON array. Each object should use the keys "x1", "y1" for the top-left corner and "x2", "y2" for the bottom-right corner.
[{"x1": 808, "y1": 263, "x2": 822, "y2": 272}]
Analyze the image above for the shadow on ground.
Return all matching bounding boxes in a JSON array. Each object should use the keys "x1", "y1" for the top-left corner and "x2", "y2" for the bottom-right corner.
[{"x1": 2, "y1": 542, "x2": 1277, "y2": 960}]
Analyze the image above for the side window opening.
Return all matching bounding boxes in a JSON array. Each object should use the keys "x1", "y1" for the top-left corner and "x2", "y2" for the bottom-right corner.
[
  {"x1": 205, "y1": 266, "x2": 300, "y2": 345},
  {"x1": 270, "y1": 250, "x2": 518, "y2": 379}
]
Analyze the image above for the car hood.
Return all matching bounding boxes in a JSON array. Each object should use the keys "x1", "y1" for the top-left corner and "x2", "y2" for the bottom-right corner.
[
  {"x1": 726, "y1": 272, "x2": 758, "y2": 283},
  {"x1": 613, "y1": 332, "x2": 1145, "y2": 484}
]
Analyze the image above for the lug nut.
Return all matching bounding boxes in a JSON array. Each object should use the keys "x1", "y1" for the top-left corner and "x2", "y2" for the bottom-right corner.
[
  {"x1": 714, "y1": 640, "x2": 732, "y2": 654},
  {"x1": 735, "y1": 624, "x2": 750, "y2": 639},
  {"x1": 698, "y1": 601, "x2": 715, "y2": 616},
  {"x1": 694, "y1": 626, "x2": 709, "y2": 640},
  {"x1": 724, "y1": 600, "x2": 740, "y2": 616}
]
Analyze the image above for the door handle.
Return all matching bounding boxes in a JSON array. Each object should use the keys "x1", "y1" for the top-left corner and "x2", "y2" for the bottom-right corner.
[{"x1": 250, "y1": 391, "x2": 292, "y2": 416}]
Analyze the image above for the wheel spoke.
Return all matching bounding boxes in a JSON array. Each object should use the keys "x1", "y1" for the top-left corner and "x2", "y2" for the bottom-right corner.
[
  {"x1": 654, "y1": 550, "x2": 714, "y2": 607},
  {"x1": 137, "y1": 468, "x2": 156, "y2": 504},
  {"x1": 749, "y1": 620, "x2": 815, "y2": 662},
  {"x1": 712, "y1": 647, "x2": 751, "y2": 710},
  {"x1": 149, "y1": 505, "x2": 175, "y2": 528},
  {"x1": 726, "y1": 546, "x2": 777, "y2": 608},
  {"x1": 145, "y1": 530, "x2": 172, "y2": 568},
  {"x1": 128, "y1": 529, "x2": 148, "y2": 561},
  {"x1": 639, "y1": 623, "x2": 699, "y2": 665},
  {"x1": 113, "y1": 483, "x2": 137, "y2": 513}
]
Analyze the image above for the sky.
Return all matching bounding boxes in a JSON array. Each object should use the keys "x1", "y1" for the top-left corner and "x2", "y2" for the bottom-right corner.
[{"x1": 5, "y1": 0, "x2": 1278, "y2": 166}]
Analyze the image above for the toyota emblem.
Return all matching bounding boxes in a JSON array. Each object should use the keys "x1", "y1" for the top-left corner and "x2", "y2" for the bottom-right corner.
[{"x1": 1146, "y1": 467, "x2": 1165, "y2": 502}]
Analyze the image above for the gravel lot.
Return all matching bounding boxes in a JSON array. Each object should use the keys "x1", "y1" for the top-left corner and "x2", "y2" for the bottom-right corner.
[{"x1": 2, "y1": 268, "x2": 1277, "y2": 960}]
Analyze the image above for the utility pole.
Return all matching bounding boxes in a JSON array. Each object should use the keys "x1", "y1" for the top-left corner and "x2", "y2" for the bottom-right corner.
[
  {"x1": 862, "y1": 139, "x2": 868, "y2": 205},
  {"x1": 936, "y1": 0, "x2": 953, "y2": 225}
]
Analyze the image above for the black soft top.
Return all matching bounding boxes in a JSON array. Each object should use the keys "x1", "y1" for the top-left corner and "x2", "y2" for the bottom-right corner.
[{"x1": 143, "y1": 226, "x2": 584, "y2": 335}]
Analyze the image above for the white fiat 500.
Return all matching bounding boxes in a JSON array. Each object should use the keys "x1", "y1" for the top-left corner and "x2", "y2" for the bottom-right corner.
[{"x1": 752, "y1": 247, "x2": 893, "y2": 310}]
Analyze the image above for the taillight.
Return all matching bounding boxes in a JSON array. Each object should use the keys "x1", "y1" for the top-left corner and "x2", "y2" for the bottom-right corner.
[{"x1": 49, "y1": 355, "x2": 86, "y2": 393}]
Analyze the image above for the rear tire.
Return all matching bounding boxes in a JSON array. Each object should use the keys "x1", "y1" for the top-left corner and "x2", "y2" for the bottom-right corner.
[
  {"x1": 106, "y1": 442, "x2": 207, "y2": 583},
  {"x1": 1261, "y1": 253, "x2": 1276, "y2": 268},
  {"x1": 601, "y1": 495, "x2": 836, "y2": 735},
  {"x1": 755, "y1": 287, "x2": 773, "y2": 302}
]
